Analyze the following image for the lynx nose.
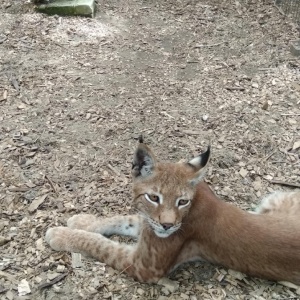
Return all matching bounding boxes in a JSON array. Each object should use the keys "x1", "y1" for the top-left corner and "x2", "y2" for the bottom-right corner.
[{"x1": 161, "y1": 223, "x2": 173, "y2": 230}]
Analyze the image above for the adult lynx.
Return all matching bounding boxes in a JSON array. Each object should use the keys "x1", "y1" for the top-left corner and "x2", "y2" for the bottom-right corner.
[{"x1": 46, "y1": 139, "x2": 300, "y2": 284}]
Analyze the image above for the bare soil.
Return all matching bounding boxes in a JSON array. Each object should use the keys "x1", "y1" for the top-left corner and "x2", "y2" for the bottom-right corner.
[{"x1": 0, "y1": 0, "x2": 300, "y2": 299}]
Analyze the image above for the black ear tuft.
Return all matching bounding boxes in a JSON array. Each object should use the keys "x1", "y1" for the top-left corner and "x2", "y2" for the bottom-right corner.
[
  {"x1": 187, "y1": 145, "x2": 211, "y2": 186},
  {"x1": 188, "y1": 145, "x2": 211, "y2": 170},
  {"x1": 200, "y1": 145, "x2": 210, "y2": 167},
  {"x1": 138, "y1": 135, "x2": 144, "y2": 144}
]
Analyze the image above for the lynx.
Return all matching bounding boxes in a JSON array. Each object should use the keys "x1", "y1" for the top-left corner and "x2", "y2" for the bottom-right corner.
[{"x1": 46, "y1": 139, "x2": 300, "y2": 284}]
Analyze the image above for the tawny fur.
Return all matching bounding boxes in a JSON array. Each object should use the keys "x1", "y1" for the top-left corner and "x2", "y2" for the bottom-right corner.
[{"x1": 46, "y1": 143, "x2": 300, "y2": 284}]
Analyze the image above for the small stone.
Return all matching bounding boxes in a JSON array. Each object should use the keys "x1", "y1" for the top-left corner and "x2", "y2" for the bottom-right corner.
[
  {"x1": 72, "y1": 252, "x2": 83, "y2": 268},
  {"x1": 252, "y1": 180, "x2": 262, "y2": 191},
  {"x1": 263, "y1": 174, "x2": 273, "y2": 181},
  {"x1": 292, "y1": 140, "x2": 300, "y2": 150},
  {"x1": 290, "y1": 40, "x2": 300, "y2": 56},
  {"x1": 0, "y1": 236, "x2": 11, "y2": 246},
  {"x1": 34, "y1": 276, "x2": 43, "y2": 283},
  {"x1": 180, "y1": 293, "x2": 190, "y2": 300},
  {"x1": 47, "y1": 272, "x2": 60, "y2": 280},
  {"x1": 228, "y1": 269, "x2": 245, "y2": 280},
  {"x1": 17, "y1": 103, "x2": 27, "y2": 110},
  {"x1": 57, "y1": 265, "x2": 65, "y2": 273},
  {"x1": 158, "y1": 277, "x2": 179, "y2": 293},
  {"x1": 36, "y1": 0, "x2": 96, "y2": 18},
  {"x1": 9, "y1": 227, "x2": 18, "y2": 237},
  {"x1": 252, "y1": 82, "x2": 259, "y2": 88},
  {"x1": 18, "y1": 279, "x2": 31, "y2": 296},
  {"x1": 288, "y1": 119, "x2": 297, "y2": 125},
  {"x1": 136, "y1": 288, "x2": 145, "y2": 295},
  {"x1": 262, "y1": 101, "x2": 268, "y2": 110},
  {"x1": 239, "y1": 168, "x2": 248, "y2": 178},
  {"x1": 202, "y1": 114, "x2": 208, "y2": 121},
  {"x1": 161, "y1": 287, "x2": 170, "y2": 296}
]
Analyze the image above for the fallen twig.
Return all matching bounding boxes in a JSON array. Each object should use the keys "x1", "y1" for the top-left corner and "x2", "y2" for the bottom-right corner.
[
  {"x1": 10, "y1": 77, "x2": 19, "y2": 93},
  {"x1": 194, "y1": 41, "x2": 227, "y2": 48},
  {"x1": 0, "y1": 36, "x2": 7, "y2": 44},
  {"x1": 45, "y1": 175, "x2": 58, "y2": 195},
  {"x1": 107, "y1": 163, "x2": 121, "y2": 176},
  {"x1": 263, "y1": 150, "x2": 275, "y2": 162},
  {"x1": 38, "y1": 272, "x2": 68, "y2": 289},
  {"x1": 224, "y1": 86, "x2": 245, "y2": 91},
  {"x1": 270, "y1": 180, "x2": 300, "y2": 189},
  {"x1": 281, "y1": 113, "x2": 300, "y2": 116}
]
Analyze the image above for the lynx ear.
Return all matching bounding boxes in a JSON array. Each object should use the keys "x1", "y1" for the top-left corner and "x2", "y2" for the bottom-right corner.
[
  {"x1": 188, "y1": 146, "x2": 211, "y2": 186},
  {"x1": 132, "y1": 141, "x2": 156, "y2": 178}
]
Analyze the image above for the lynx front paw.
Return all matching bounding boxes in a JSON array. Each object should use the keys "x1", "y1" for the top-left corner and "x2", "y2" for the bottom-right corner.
[
  {"x1": 67, "y1": 214, "x2": 97, "y2": 230},
  {"x1": 45, "y1": 227, "x2": 73, "y2": 251}
]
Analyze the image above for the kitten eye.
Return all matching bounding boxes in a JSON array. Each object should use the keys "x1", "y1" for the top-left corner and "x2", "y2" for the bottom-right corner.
[
  {"x1": 177, "y1": 199, "x2": 190, "y2": 207},
  {"x1": 145, "y1": 193, "x2": 160, "y2": 204}
]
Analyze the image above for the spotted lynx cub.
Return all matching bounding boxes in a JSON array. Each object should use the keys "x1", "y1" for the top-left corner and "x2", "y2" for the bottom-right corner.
[{"x1": 46, "y1": 140, "x2": 300, "y2": 284}]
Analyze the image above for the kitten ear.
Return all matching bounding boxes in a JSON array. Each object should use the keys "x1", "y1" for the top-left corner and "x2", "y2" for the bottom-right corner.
[
  {"x1": 132, "y1": 140, "x2": 157, "y2": 178},
  {"x1": 188, "y1": 146, "x2": 211, "y2": 186}
]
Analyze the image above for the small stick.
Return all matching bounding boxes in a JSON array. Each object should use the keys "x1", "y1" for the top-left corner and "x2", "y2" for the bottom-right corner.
[
  {"x1": 107, "y1": 163, "x2": 121, "y2": 176},
  {"x1": 161, "y1": 111, "x2": 175, "y2": 119},
  {"x1": 280, "y1": 113, "x2": 300, "y2": 116},
  {"x1": 224, "y1": 86, "x2": 245, "y2": 91},
  {"x1": 0, "y1": 36, "x2": 7, "y2": 44},
  {"x1": 38, "y1": 273, "x2": 68, "y2": 289},
  {"x1": 270, "y1": 180, "x2": 300, "y2": 189},
  {"x1": 258, "y1": 68, "x2": 276, "y2": 71},
  {"x1": 45, "y1": 175, "x2": 58, "y2": 195},
  {"x1": 194, "y1": 41, "x2": 227, "y2": 48},
  {"x1": 263, "y1": 150, "x2": 275, "y2": 162}
]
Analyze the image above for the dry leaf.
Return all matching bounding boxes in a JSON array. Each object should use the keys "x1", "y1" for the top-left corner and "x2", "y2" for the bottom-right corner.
[
  {"x1": 0, "y1": 236, "x2": 11, "y2": 246},
  {"x1": 292, "y1": 140, "x2": 300, "y2": 150},
  {"x1": 239, "y1": 168, "x2": 248, "y2": 178},
  {"x1": 28, "y1": 194, "x2": 48, "y2": 213},
  {"x1": 262, "y1": 101, "x2": 268, "y2": 110},
  {"x1": 18, "y1": 279, "x2": 31, "y2": 296},
  {"x1": 36, "y1": 237, "x2": 45, "y2": 251}
]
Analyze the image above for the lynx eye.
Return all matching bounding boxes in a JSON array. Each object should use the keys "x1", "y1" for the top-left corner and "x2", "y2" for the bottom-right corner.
[
  {"x1": 145, "y1": 193, "x2": 160, "y2": 204},
  {"x1": 177, "y1": 199, "x2": 190, "y2": 207}
]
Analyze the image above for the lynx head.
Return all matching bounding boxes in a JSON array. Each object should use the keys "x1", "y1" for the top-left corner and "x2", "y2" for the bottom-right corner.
[{"x1": 132, "y1": 138, "x2": 210, "y2": 238}]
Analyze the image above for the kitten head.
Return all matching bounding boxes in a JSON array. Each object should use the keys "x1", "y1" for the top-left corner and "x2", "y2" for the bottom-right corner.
[{"x1": 131, "y1": 139, "x2": 210, "y2": 238}]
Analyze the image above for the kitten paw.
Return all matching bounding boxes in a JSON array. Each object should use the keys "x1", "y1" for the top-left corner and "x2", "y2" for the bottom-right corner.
[
  {"x1": 67, "y1": 214, "x2": 97, "y2": 230},
  {"x1": 45, "y1": 227, "x2": 72, "y2": 251}
]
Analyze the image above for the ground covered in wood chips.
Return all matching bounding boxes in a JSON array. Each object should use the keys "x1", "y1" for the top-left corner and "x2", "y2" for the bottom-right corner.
[{"x1": 0, "y1": 0, "x2": 300, "y2": 299}]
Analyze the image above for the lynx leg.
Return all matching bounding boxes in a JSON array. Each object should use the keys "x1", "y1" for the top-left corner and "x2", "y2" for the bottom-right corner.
[
  {"x1": 45, "y1": 226, "x2": 170, "y2": 283},
  {"x1": 67, "y1": 214, "x2": 142, "y2": 238},
  {"x1": 46, "y1": 227, "x2": 136, "y2": 273},
  {"x1": 255, "y1": 191, "x2": 300, "y2": 215}
]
